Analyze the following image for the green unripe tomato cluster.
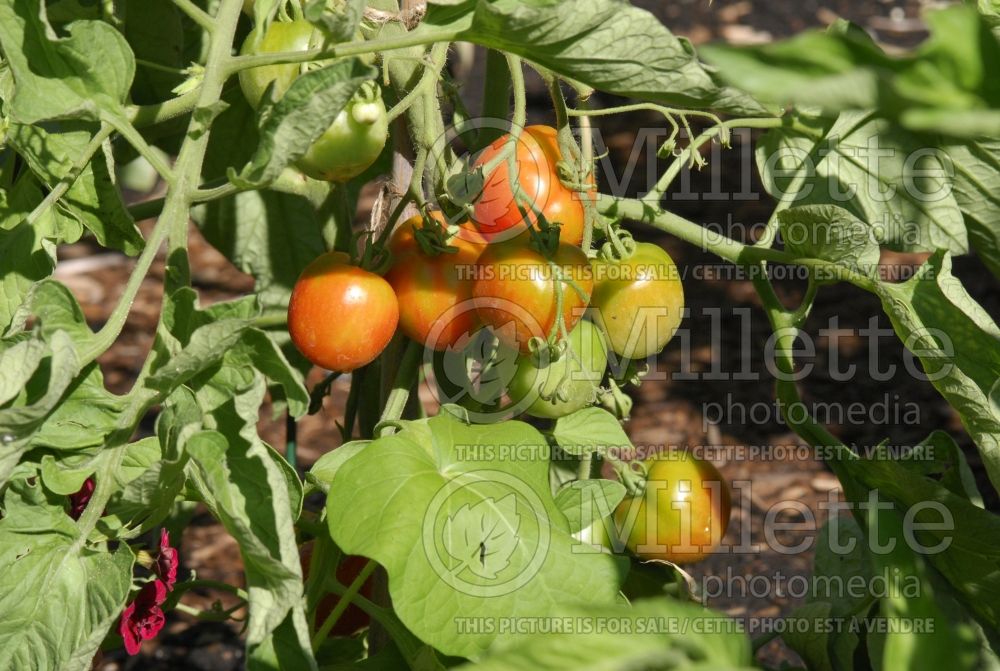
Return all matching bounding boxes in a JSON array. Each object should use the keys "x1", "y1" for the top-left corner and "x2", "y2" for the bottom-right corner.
[{"x1": 238, "y1": 19, "x2": 388, "y2": 183}]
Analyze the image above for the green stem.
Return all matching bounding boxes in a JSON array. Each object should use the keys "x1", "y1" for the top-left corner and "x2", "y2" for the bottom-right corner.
[
  {"x1": 321, "y1": 576, "x2": 425, "y2": 664},
  {"x1": 127, "y1": 89, "x2": 201, "y2": 128},
  {"x1": 105, "y1": 115, "x2": 176, "y2": 185},
  {"x1": 286, "y1": 414, "x2": 297, "y2": 469},
  {"x1": 385, "y1": 42, "x2": 449, "y2": 124},
  {"x1": 378, "y1": 340, "x2": 422, "y2": 428},
  {"x1": 224, "y1": 28, "x2": 459, "y2": 76},
  {"x1": 73, "y1": 0, "x2": 248, "y2": 544},
  {"x1": 596, "y1": 194, "x2": 878, "y2": 292},
  {"x1": 643, "y1": 117, "x2": 783, "y2": 203},
  {"x1": 25, "y1": 123, "x2": 113, "y2": 227},
  {"x1": 311, "y1": 559, "x2": 377, "y2": 650},
  {"x1": 172, "y1": 0, "x2": 216, "y2": 32}
]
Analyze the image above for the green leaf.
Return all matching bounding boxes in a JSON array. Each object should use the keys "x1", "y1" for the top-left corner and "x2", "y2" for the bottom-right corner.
[
  {"x1": 704, "y1": 6, "x2": 1000, "y2": 138},
  {"x1": 28, "y1": 363, "x2": 126, "y2": 450},
  {"x1": 834, "y1": 444, "x2": 1000, "y2": 635},
  {"x1": 553, "y1": 479, "x2": 625, "y2": 534},
  {"x1": 0, "y1": 223, "x2": 56, "y2": 334},
  {"x1": 418, "y1": 0, "x2": 772, "y2": 116},
  {"x1": 860, "y1": 501, "x2": 981, "y2": 669},
  {"x1": 326, "y1": 411, "x2": 622, "y2": 659},
  {"x1": 304, "y1": 0, "x2": 364, "y2": 43},
  {"x1": 0, "y1": 477, "x2": 133, "y2": 671},
  {"x1": 783, "y1": 601, "x2": 858, "y2": 671},
  {"x1": 944, "y1": 140, "x2": 1000, "y2": 279},
  {"x1": 0, "y1": 330, "x2": 81, "y2": 486},
  {"x1": 238, "y1": 58, "x2": 377, "y2": 186},
  {"x1": 757, "y1": 112, "x2": 967, "y2": 254},
  {"x1": 551, "y1": 407, "x2": 631, "y2": 457},
  {"x1": 308, "y1": 440, "x2": 370, "y2": 494},
  {"x1": 457, "y1": 598, "x2": 753, "y2": 670},
  {"x1": 0, "y1": 0, "x2": 134, "y2": 122},
  {"x1": 776, "y1": 204, "x2": 880, "y2": 276},
  {"x1": 6, "y1": 122, "x2": 143, "y2": 254},
  {"x1": 187, "y1": 425, "x2": 310, "y2": 658},
  {"x1": 781, "y1": 515, "x2": 872, "y2": 670},
  {"x1": 192, "y1": 186, "x2": 329, "y2": 312},
  {"x1": 875, "y1": 252, "x2": 1000, "y2": 494}
]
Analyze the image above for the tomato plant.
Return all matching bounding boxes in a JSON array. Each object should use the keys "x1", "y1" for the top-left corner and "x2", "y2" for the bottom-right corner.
[
  {"x1": 590, "y1": 242, "x2": 685, "y2": 359},
  {"x1": 613, "y1": 450, "x2": 732, "y2": 564},
  {"x1": 2, "y1": 0, "x2": 999, "y2": 669},
  {"x1": 472, "y1": 125, "x2": 592, "y2": 245},
  {"x1": 385, "y1": 212, "x2": 485, "y2": 350},
  {"x1": 288, "y1": 251, "x2": 399, "y2": 372}
]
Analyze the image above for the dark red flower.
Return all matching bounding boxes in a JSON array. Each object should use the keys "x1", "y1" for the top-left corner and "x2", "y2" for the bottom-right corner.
[
  {"x1": 119, "y1": 579, "x2": 167, "y2": 655},
  {"x1": 68, "y1": 478, "x2": 95, "y2": 520},
  {"x1": 155, "y1": 529, "x2": 178, "y2": 591}
]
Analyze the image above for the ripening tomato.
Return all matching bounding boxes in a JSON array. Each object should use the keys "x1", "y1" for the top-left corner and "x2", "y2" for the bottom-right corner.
[
  {"x1": 299, "y1": 542, "x2": 373, "y2": 637},
  {"x1": 613, "y1": 450, "x2": 731, "y2": 564},
  {"x1": 287, "y1": 252, "x2": 398, "y2": 372},
  {"x1": 385, "y1": 213, "x2": 486, "y2": 350},
  {"x1": 506, "y1": 319, "x2": 607, "y2": 418},
  {"x1": 472, "y1": 125, "x2": 592, "y2": 245},
  {"x1": 589, "y1": 243, "x2": 685, "y2": 360},
  {"x1": 472, "y1": 242, "x2": 593, "y2": 353},
  {"x1": 238, "y1": 20, "x2": 388, "y2": 182}
]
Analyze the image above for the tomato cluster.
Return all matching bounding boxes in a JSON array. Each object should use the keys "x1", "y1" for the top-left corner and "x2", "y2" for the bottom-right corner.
[{"x1": 284, "y1": 121, "x2": 725, "y2": 565}]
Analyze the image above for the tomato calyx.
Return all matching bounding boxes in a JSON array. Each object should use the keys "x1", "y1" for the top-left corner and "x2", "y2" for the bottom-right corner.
[
  {"x1": 350, "y1": 81, "x2": 385, "y2": 125},
  {"x1": 608, "y1": 455, "x2": 649, "y2": 497},
  {"x1": 597, "y1": 224, "x2": 637, "y2": 263},
  {"x1": 410, "y1": 214, "x2": 461, "y2": 257}
]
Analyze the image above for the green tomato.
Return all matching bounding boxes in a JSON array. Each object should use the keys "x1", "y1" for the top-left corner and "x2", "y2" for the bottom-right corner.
[
  {"x1": 590, "y1": 242, "x2": 685, "y2": 360},
  {"x1": 238, "y1": 19, "x2": 315, "y2": 110},
  {"x1": 507, "y1": 319, "x2": 608, "y2": 419},
  {"x1": 238, "y1": 20, "x2": 388, "y2": 182},
  {"x1": 297, "y1": 85, "x2": 389, "y2": 182}
]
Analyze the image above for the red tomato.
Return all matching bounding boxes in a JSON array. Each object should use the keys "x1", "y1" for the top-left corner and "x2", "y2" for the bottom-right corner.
[
  {"x1": 385, "y1": 213, "x2": 486, "y2": 351},
  {"x1": 613, "y1": 450, "x2": 731, "y2": 564},
  {"x1": 287, "y1": 252, "x2": 398, "y2": 372},
  {"x1": 300, "y1": 542, "x2": 373, "y2": 637},
  {"x1": 472, "y1": 125, "x2": 592, "y2": 245},
  {"x1": 471, "y1": 242, "x2": 593, "y2": 353}
]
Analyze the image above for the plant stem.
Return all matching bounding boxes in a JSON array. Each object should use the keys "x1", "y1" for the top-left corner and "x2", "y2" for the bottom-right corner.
[
  {"x1": 311, "y1": 559, "x2": 377, "y2": 649},
  {"x1": 596, "y1": 194, "x2": 878, "y2": 292},
  {"x1": 224, "y1": 28, "x2": 459, "y2": 76},
  {"x1": 378, "y1": 340, "x2": 422, "y2": 428},
  {"x1": 73, "y1": 0, "x2": 248, "y2": 543},
  {"x1": 385, "y1": 42, "x2": 449, "y2": 124},
  {"x1": 25, "y1": 123, "x2": 113, "y2": 227},
  {"x1": 172, "y1": 0, "x2": 215, "y2": 32},
  {"x1": 127, "y1": 90, "x2": 201, "y2": 128},
  {"x1": 643, "y1": 117, "x2": 783, "y2": 203},
  {"x1": 105, "y1": 115, "x2": 177, "y2": 185}
]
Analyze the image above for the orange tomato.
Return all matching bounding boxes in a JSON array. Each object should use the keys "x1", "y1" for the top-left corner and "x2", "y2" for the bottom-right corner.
[
  {"x1": 287, "y1": 252, "x2": 398, "y2": 372},
  {"x1": 472, "y1": 125, "x2": 592, "y2": 246}
]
